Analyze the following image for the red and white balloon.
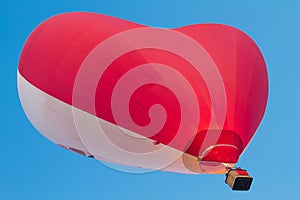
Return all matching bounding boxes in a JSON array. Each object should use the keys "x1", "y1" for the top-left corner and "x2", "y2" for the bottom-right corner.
[{"x1": 18, "y1": 12, "x2": 268, "y2": 174}]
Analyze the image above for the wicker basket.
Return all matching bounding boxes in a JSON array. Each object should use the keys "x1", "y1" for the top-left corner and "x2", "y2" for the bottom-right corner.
[{"x1": 225, "y1": 169, "x2": 253, "y2": 191}]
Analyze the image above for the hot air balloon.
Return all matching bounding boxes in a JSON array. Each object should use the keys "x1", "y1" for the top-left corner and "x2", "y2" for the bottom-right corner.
[{"x1": 17, "y1": 12, "x2": 268, "y2": 190}]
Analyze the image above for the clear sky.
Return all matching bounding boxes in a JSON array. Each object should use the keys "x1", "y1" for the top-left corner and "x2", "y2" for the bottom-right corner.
[{"x1": 1, "y1": 0, "x2": 299, "y2": 199}]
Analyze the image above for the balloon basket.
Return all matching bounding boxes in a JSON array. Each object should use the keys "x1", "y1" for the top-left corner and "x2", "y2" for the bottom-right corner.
[{"x1": 225, "y1": 168, "x2": 253, "y2": 191}]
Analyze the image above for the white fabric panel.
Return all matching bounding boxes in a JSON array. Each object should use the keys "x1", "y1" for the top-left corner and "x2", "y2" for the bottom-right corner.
[
  {"x1": 18, "y1": 71, "x2": 232, "y2": 174},
  {"x1": 18, "y1": 72, "x2": 90, "y2": 154}
]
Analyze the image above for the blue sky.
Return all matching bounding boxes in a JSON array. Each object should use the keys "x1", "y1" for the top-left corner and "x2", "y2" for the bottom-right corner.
[{"x1": 1, "y1": 0, "x2": 299, "y2": 199}]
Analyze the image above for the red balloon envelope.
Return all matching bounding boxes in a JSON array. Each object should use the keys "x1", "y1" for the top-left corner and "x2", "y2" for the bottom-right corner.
[{"x1": 18, "y1": 12, "x2": 268, "y2": 174}]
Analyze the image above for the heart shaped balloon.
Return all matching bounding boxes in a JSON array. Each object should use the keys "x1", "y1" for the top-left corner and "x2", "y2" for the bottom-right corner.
[{"x1": 18, "y1": 12, "x2": 268, "y2": 174}]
